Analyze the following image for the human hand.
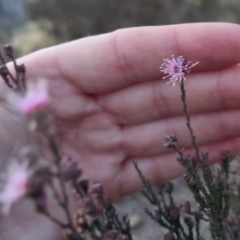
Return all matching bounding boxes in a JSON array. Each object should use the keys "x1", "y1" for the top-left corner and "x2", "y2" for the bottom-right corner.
[{"x1": 4, "y1": 22, "x2": 240, "y2": 201}]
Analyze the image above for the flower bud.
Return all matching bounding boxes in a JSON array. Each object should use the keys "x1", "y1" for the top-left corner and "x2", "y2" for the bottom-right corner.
[
  {"x1": 60, "y1": 157, "x2": 82, "y2": 181},
  {"x1": 183, "y1": 201, "x2": 191, "y2": 214},
  {"x1": 163, "y1": 135, "x2": 177, "y2": 149},
  {"x1": 92, "y1": 182, "x2": 103, "y2": 197},
  {"x1": 3, "y1": 44, "x2": 13, "y2": 57},
  {"x1": 27, "y1": 168, "x2": 49, "y2": 199},
  {"x1": 79, "y1": 179, "x2": 89, "y2": 194}
]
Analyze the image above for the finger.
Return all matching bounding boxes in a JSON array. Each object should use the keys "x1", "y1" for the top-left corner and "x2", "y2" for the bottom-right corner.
[
  {"x1": 114, "y1": 137, "x2": 240, "y2": 199},
  {"x1": 98, "y1": 65, "x2": 240, "y2": 125},
  {"x1": 121, "y1": 109, "x2": 240, "y2": 157},
  {"x1": 16, "y1": 23, "x2": 240, "y2": 94}
]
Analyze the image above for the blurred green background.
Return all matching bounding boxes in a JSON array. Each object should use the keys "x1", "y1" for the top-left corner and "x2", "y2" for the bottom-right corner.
[{"x1": 1, "y1": 0, "x2": 240, "y2": 56}]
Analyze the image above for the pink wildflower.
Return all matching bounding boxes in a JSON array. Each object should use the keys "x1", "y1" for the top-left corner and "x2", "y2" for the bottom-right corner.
[
  {"x1": 11, "y1": 79, "x2": 49, "y2": 114},
  {"x1": 0, "y1": 162, "x2": 31, "y2": 214},
  {"x1": 160, "y1": 56, "x2": 198, "y2": 86}
]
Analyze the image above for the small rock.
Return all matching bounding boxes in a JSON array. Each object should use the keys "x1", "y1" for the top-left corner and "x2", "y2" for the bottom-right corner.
[{"x1": 129, "y1": 214, "x2": 142, "y2": 229}]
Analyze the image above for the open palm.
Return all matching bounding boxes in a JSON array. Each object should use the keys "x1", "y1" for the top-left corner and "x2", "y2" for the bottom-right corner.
[{"x1": 10, "y1": 23, "x2": 240, "y2": 201}]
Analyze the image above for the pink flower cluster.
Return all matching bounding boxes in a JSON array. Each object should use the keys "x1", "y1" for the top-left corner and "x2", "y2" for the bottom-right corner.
[
  {"x1": 11, "y1": 79, "x2": 49, "y2": 115},
  {"x1": 160, "y1": 56, "x2": 198, "y2": 86},
  {"x1": 0, "y1": 162, "x2": 31, "y2": 214}
]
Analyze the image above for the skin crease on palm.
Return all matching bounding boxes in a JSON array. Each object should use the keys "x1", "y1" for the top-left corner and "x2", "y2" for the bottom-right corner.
[{"x1": 2, "y1": 22, "x2": 240, "y2": 239}]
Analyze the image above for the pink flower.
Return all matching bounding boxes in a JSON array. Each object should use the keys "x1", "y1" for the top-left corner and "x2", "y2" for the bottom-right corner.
[
  {"x1": 11, "y1": 79, "x2": 49, "y2": 114},
  {"x1": 160, "y1": 56, "x2": 198, "y2": 86},
  {"x1": 0, "y1": 162, "x2": 31, "y2": 214}
]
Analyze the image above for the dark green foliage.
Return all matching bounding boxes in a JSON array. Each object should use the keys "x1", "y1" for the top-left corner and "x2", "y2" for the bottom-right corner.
[
  {"x1": 135, "y1": 161, "x2": 203, "y2": 240},
  {"x1": 104, "y1": 201, "x2": 132, "y2": 240},
  {"x1": 134, "y1": 153, "x2": 238, "y2": 240},
  {"x1": 134, "y1": 80, "x2": 239, "y2": 240}
]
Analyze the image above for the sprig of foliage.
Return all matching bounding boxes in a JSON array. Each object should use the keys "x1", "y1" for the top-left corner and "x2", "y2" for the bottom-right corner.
[{"x1": 134, "y1": 56, "x2": 239, "y2": 240}]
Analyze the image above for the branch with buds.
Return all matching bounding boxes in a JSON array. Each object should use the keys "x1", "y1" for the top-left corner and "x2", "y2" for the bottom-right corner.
[{"x1": 0, "y1": 45, "x2": 131, "y2": 240}]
